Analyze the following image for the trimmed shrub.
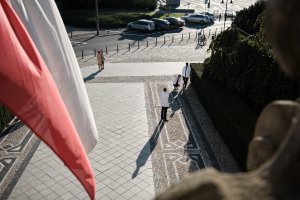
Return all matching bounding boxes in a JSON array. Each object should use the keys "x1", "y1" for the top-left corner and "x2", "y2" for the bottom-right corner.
[
  {"x1": 191, "y1": 64, "x2": 257, "y2": 170},
  {"x1": 56, "y1": 0, "x2": 157, "y2": 11},
  {"x1": 233, "y1": 0, "x2": 267, "y2": 35},
  {"x1": 193, "y1": 0, "x2": 299, "y2": 169},
  {"x1": 61, "y1": 11, "x2": 152, "y2": 28},
  {"x1": 204, "y1": 1, "x2": 299, "y2": 112}
]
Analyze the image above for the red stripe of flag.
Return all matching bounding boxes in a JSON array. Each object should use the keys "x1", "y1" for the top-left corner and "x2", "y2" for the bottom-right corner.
[{"x1": 0, "y1": 0, "x2": 95, "y2": 199}]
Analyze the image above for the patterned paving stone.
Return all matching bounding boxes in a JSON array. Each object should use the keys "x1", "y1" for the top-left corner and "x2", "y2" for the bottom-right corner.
[{"x1": 3, "y1": 63, "x2": 239, "y2": 200}]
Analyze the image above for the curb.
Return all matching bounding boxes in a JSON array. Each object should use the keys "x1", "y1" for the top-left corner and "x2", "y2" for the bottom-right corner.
[{"x1": 68, "y1": 30, "x2": 123, "y2": 38}]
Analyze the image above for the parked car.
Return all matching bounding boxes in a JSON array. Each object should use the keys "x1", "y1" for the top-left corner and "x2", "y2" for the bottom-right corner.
[
  {"x1": 200, "y1": 12, "x2": 215, "y2": 22},
  {"x1": 151, "y1": 18, "x2": 170, "y2": 30},
  {"x1": 181, "y1": 14, "x2": 211, "y2": 24},
  {"x1": 127, "y1": 19, "x2": 155, "y2": 32},
  {"x1": 165, "y1": 17, "x2": 185, "y2": 28}
]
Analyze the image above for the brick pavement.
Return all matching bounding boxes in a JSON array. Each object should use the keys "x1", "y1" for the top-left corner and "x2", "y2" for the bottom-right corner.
[
  {"x1": 1, "y1": 39, "x2": 240, "y2": 200},
  {"x1": 3, "y1": 61, "x2": 239, "y2": 200},
  {"x1": 77, "y1": 39, "x2": 211, "y2": 68},
  {"x1": 0, "y1": 2, "x2": 258, "y2": 199}
]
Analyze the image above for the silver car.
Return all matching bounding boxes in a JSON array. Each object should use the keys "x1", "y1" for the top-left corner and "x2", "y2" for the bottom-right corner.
[
  {"x1": 200, "y1": 12, "x2": 215, "y2": 22},
  {"x1": 182, "y1": 14, "x2": 211, "y2": 24},
  {"x1": 127, "y1": 19, "x2": 155, "y2": 32}
]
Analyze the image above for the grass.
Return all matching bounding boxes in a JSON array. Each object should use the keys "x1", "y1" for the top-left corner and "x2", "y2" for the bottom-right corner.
[
  {"x1": 191, "y1": 63, "x2": 258, "y2": 170},
  {"x1": 61, "y1": 10, "x2": 184, "y2": 28}
]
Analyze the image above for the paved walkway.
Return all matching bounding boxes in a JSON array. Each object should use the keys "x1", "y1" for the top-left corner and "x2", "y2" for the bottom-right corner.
[
  {"x1": 78, "y1": 40, "x2": 211, "y2": 68},
  {"x1": 1, "y1": 60, "x2": 239, "y2": 200}
]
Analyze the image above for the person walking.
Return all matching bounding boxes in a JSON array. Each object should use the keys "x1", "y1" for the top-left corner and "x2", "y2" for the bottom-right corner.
[
  {"x1": 97, "y1": 50, "x2": 105, "y2": 70},
  {"x1": 182, "y1": 62, "x2": 191, "y2": 87},
  {"x1": 173, "y1": 74, "x2": 181, "y2": 91},
  {"x1": 160, "y1": 88, "x2": 169, "y2": 122}
]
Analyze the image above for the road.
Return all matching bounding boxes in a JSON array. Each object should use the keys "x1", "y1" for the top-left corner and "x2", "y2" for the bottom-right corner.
[
  {"x1": 71, "y1": 20, "x2": 232, "y2": 57},
  {"x1": 172, "y1": 0, "x2": 258, "y2": 13}
]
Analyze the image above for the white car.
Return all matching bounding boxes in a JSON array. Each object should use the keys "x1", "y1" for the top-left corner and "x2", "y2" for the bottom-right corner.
[
  {"x1": 127, "y1": 19, "x2": 155, "y2": 32},
  {"x1": 181, "y1": 14, "x2": 211, "y2": 24}
]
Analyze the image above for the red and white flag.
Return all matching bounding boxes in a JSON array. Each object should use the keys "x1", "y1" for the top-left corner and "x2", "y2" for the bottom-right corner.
[
  {"x1": 0, "y1": 0, "x2": 95, "y2": 199},
  {"x1": 9, "y1": 0, "x2": 99, "y2": 153}
]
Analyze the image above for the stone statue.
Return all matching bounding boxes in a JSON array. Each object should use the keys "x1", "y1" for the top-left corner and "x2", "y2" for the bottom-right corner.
[{"x1": 156, "y1": 0, "x2": 300, "y2": 199}]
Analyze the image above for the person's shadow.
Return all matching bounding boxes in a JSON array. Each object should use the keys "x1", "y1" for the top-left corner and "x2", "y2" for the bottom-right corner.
[
  {"x1": 169, "y1": 88, "x2": 185, "y2": 118},
  {"x1": 132, "y1": 120, "x2": 164, "y2": 178},
  {"x1": 83, "y1": 70, "x2": 100, "y2": 82}
]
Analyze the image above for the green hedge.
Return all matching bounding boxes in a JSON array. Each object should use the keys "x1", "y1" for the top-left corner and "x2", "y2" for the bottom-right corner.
[
  {"x1": 191, "y1": 63, "x2": 257, "y2": 170},
  {"x1": 0, "y1": 105, "x2": 14, "y2": 132},
  {"x1": 233, "y1": 0, "x2": 267, "y2": 35},
  {"x1": 61, "y1": 10, "x2": 182, "y2": 28},
  {"x1": 204, "y1": 1, "x2": 299, "y2": 112},
  {"x1": 56, "y1": 0, "x2": 157, "y2": 10},
  {"x1": 61, "y1": 11, "x2": 152, "y2": 28}
]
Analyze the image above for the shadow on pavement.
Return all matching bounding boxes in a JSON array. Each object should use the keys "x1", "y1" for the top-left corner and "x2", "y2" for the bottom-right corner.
[
  {"x1": 132, "y1": 120, "x2": 164, "y2": 179},
  {"x1": 178, "y1": 85, "x2": 222, "y2": 172},
  {"x1": 72, "y1": 34, "x2": 97, "y2": 47},
  {"x1": 119, "y1": 28, "x2": 183, "y2": 41},
  {"x1": 184, "y1": 22, "x2": 213, "y2": 30},
  {"x1": 169, "y1": 90, "x2": 181, "y2": 118},
  {"x1": 169, "y1": 85, "x2": 207, "y2": 172},
  {"x1": 83, "y1": 70, "x2": 100, "y2": 82}
]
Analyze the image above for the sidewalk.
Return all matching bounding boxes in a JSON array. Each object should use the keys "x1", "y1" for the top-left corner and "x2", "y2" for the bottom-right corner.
[
  {"x1": 78, "y1": 41, "x2": 211, "y2": 68},
  {"x1": 2, "y1": 60, "x2": 239, "y2": 200}
]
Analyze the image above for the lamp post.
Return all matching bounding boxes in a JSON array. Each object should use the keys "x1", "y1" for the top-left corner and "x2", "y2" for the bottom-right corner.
[
  {"x1": 221, "y1": 0, "x2": 232, "y2": 30},
  {"x1": 185, "y1": 2, "x2": 190, "y2": 15},
  {"x1": 95, "y1": 0, "x2": 99, "y2": 35}
]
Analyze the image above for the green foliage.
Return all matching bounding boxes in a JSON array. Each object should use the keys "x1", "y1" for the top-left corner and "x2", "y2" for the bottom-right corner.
[
  {"x1": 203, "y1": 1, "x2": 299, "y2": 112},
  {"x1": 61, "y1": 10, "x2": 152, "y2": 28},
  {"x1": 191, "y1": 64, "x2": 257, "y2": 170},
  {"x1": 0, "y1": 105, "x2": 13, "y2": 132},
  {"x1": 61, "y1": 10, "x2": 182, "y2": 28},
  {"x1": 232, "y1": 0, "x2": 267, "y2": 35},
  {"x1": 55, "y1": 0, "x2": 157, "y2": 10}
]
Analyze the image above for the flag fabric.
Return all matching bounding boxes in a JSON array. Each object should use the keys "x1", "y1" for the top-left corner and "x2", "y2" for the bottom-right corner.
[
  {"x1": 9, "y1": 0, "x2": 98, "y2": 153},
  {"x1": 0, "y1": 0, "x2": 95, "y2": 199}
]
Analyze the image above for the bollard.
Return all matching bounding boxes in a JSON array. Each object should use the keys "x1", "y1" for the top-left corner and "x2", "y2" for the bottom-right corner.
[
  {"x1": 117, "y1": 45, "x2": 119, "y2": 52},
  {"x1": 106, "y1": 46, "x2": 108, "y2": 54},
  {"x1": 164, "y1": 36, "x2": 166, "y2": 44},
  {"x1": 196, "y1": 31, "x2": 198, "y2": 38},
  {"x1": 209, "y1": 29, "x2": 211, "y2": 36},
  {"x1": 129, "y1": 43, "x2": 131, "y2": 50},
  {"x1": 156, "y1": 38, "x2": 157, "y2": 46},
  {"x1": 172, "y1": 35, "x2": 174, "y2": 42},
  {"x1": 182, "y1": 33, "x2": 183, "y2": 40},
  {"x1": 189, "y1": 32, "x2": 190, "y2": 39},
  {"x1": 82, "y1": 50, "x2": 83, "y2": 59},
  {"x1": 147, "y1": 40, "x2": 148, "y2": 47},
  {"x1": 94, "y1": 48, "x2": 96, "y2": 57},
  {"x1": 138, "y1": 41, "x2": 139, "y2": 49}
]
